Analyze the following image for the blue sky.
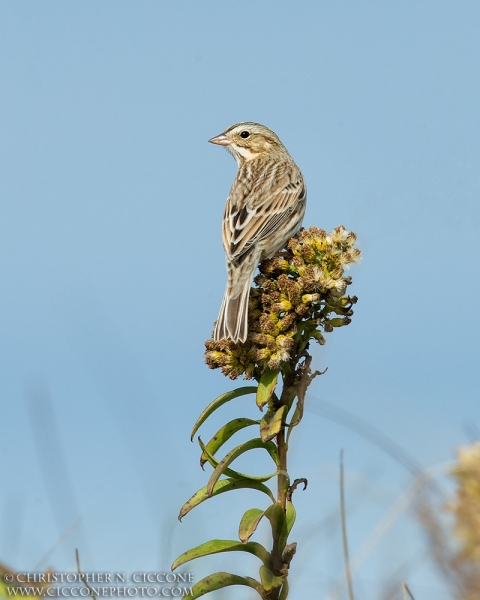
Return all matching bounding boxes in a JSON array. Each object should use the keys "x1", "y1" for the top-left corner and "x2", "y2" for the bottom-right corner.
[{"x1": 1, "y1": 2, "x2": 479, "y2": 599}]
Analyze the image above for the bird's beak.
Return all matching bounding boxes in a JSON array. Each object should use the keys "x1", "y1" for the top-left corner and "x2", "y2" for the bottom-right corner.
[{"x1": 209, "y1": 133, "x2": 231, "y2": 146}]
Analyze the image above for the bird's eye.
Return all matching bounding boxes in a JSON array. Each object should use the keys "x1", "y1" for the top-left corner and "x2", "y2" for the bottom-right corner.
[{"x1": 240, "y1": 131, "x2": 250, "y2": 139}]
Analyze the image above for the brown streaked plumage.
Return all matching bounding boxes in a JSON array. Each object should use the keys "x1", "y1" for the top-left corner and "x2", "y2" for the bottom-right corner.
[{"x1": 210, "y1": 122, "x2": 306, "y2": 343}]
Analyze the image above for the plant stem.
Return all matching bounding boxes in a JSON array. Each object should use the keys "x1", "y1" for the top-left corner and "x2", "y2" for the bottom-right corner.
[
  {"x1": 270, "y1": 395, "x2": 289, "y2": 583},
  {"x1": 268, "y1": 350, "x2": 319, "y2": 598},
  {"x1": 277, "y1": 427, "x2": 288, "y2": 509},
  {"x1": 268, "y1": 370, "x2": 297, "y2": 600},
  {"x1": 276, "y1": 367, "x2": 297, "y2": 513}
]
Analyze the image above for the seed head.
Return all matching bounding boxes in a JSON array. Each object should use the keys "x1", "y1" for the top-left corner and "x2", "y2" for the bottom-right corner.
[{"x1": 205, "y1": 226, "x2": 361, "y2": 379}]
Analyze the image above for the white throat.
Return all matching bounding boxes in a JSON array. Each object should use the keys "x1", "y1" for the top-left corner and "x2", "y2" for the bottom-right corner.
[{"x1": 230, "y1": 144, "x2": 260, "y2": 162}]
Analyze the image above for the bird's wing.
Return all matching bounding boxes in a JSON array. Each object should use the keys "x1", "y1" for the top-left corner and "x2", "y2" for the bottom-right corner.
[{"x1": 222, "y1": 165, "x2": 305, "y2": 263}]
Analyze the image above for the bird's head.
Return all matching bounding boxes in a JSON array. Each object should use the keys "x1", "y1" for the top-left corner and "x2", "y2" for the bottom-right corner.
[{"x1": 209, "y1": 122, "x2": 287, "y2": 164}]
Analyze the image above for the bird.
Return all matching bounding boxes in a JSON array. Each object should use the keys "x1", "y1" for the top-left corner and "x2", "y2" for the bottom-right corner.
[{"x1": 209, "y1": 122, "x2": 306, "y2": 343}]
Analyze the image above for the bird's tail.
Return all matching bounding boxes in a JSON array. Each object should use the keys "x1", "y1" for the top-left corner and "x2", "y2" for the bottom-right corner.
[{"x1": 213, "y1": 277, "x2": 252, "y2": 343}]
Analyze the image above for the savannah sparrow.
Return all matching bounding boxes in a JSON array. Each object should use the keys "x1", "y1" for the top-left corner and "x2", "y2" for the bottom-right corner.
[{"x1": 210, "y1": 122, "x2": 306, "y2": 343}]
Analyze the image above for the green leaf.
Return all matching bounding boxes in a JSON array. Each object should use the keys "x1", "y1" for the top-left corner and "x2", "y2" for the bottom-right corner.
[
  {"x1": 178, "y1": 479, "x2": 274, "y2": 521},
  {"x1": 286, "y1": 402, "x2": 302, "y2": 442},
  {"x1": 286, "y1": 500, "x2": 296, "y2": 537},
  {"x1": 256, "y1": 369, "x2": 279, "y2": 409},
  {"x1": 171, "y1": 539, "x2": 270, "y2": 571},
  {"x1": 278, "y1": 579, "x2": 289, "y2": 600},
  {"x1": 207, "y1": 438, "x2": 279, "y2": 495},
  {"x1": 237, "y1": 502, "x2": 290, "y2": 546},
  {"x1": 259, "y1": 565, "x2": 284, "y2": 592},
  {"x1": 325, "y1": 317, "x2": 347, "y2": 328},
  {"x1": 265, "y1": 502, "x2": 286, "y2": 529},
  {"x1": 188, "y1": 572, "x2": 265, "y2": 599},
  {"x1": 238, "y1": 508, "x2": 265, "y2": 544},
  {"x1": 265, "y1": 503, "x2": 287, "y2": 551},
  {"x1": 200, "y1": 418, "x2": 258, "y2": 467},
  {"x1": 191, "y1": 386, "x2": 257, "y2": 440},
  {"x1": 199, "y1": 438, "x2": 278, "y2": 485},
  {"x1": 260, "y1": 405, "x2": 286, "y2": 442},
  {"x1": 277, "y1": 502, "x2": 294, "y2": 551}
]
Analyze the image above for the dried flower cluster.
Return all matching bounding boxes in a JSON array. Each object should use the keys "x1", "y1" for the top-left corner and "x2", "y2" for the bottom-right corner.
[
  {"x1": 417, "y1": 442, "x2": 480, "y2": 600},
  {"x1": 205, "y1": 226, "x2": 361, "y2": 379},
  {"x1": 448, "y1": 442, "x2": 480, "y2": 562}
]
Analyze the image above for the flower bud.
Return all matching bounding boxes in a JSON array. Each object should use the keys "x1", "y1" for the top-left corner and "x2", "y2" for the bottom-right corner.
[{"x1": 302, "y1": 293, "x2": 320, "y2": 304}]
